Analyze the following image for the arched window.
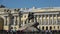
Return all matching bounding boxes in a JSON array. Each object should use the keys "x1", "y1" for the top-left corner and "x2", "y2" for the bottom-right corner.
[
  {"x1": 54, "y1": 26, "x2": 55, "y2": 29},
  {"x1": 58, "y1": 26, "x2": 59, "y2": 29},
  {"x1": 46, "y1": 26, "x2": 48, "y2": 30},
  {"x1": 50, "y1": 26, "x2": 52, "y2": 30},
  {"x1": 42, "y1": 26, "x2": 44, "y2": 30}
]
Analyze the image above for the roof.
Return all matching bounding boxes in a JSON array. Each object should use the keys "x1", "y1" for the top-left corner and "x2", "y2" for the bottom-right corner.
[{"x1": 0, "y1": 7, "x2": 60, "y2": 12}]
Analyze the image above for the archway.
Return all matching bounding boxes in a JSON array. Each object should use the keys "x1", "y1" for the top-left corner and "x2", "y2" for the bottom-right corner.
[
  {"x1": 0, "y1": 17, "x2": 4, "y2": 30},
  {"x1": 42, "y1": 26, "x2": 44, "y2": 30},
  {"x1": 46, "y1": 26, "x2": 48, "y2": 30},
  {"x1": 50, "y1": 26, "x2": 52, "y2": 30}
]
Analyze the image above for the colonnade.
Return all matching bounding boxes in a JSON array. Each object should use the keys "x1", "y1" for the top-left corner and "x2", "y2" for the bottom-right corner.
[
  {"x1": 4, "y1": 14, "x2": 58, "y2": 26},
  {"x1": 34, "y1": 14, "x2": 58, "y2": 25},
  {"x1": 4, "y1": 16, "x2": 20, "y2": 26}
]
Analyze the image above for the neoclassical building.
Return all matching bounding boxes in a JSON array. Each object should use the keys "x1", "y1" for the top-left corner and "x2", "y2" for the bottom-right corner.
[{"x1": 0, "y1": 7, "x2": 60, "y2": 31}]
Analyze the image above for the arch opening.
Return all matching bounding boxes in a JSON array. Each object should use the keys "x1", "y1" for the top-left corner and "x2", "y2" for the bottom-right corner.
[
  {"x1": 50, "y1": 26, "x2": 52, "y2": 30},
  {"x1": 58, "y1": 26, "x2": 59, "y2": 29},
  {"x1": 0, "y1": 17, "x2": 4, "y2": 30},
  {"x1": 46, "y1": 26, "x2": 48, "y2": 30},
  {"x1": 42, "y1": 26, "x2": 44, "y2": 30}
]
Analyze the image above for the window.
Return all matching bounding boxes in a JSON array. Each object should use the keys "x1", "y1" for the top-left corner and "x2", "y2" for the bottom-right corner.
[
  {"x1": 21, "y1": 21, "x2": 23, "y2": 23},
  {"x1": 46, "y1": 19, "x2": 48, "y2": 25},
  {"x1": 49, "y1": 19, "x2": 52, "y2": 25},
  {"x1": 58, "y1": 26, "x2": 59, "y2": 29},
  {"x1": 24, "y1": 15, "x2": 26, "y2": 18},
  {"x1": 42, "y1": 26, "x2": 44, "y2": 30},
  {"x1": 53, "y1": 19, "x2": 56, "y2": 25},
  {"x1": 21, "y1": 21, "x2": 23, "y2": 26},
  {"x1": 42, "y1": 18, "x2": 44, "y2": 25},
  {"x1": 39, "y1": 19, "x2": 41, "y2": 25},
  {"x1": 14, "y1": 27, "x2": 17, "y2": 30},
  {"x1": 54, "y1": 26, "x2": 55, "y2": 29},
  {"x1": 25, "y1": 21, "x2": 26, "y2": 24},
  {"x1": 58, "y1": 19, "x2": 60, "y2": 25},
  {"x1": 10, "y1": 16, "x2": 14, "y2": 25},
  {"x1": 50, "y1": 26, "x2": 52, "y2": 30},
  {"x1": 31, "y1": 19, "x2": 34, "y2": 22},
  {"x1": 21, "y1": 21, "x2": 23, "y2": 24},
  {"x1": 39, "y1": 27, "x2": 40, "y2": 29},
  {"x1": 46, "y1": 26, "x2": 48, "y2": 30}
]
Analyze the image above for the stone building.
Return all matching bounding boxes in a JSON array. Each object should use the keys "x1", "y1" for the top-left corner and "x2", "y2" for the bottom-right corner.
[{"x1": 0, "y1": 7, "x2": 60, "y2": 31}]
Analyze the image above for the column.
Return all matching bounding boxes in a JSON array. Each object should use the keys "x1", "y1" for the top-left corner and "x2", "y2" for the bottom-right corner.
[
  {"x1": 41, "y1": 15, "x2": 43, "y2": 25},
  {"x1": 39, "y1": 15, "x2": 41, "y2": 25},
  {"x1": 23, "y1": 21, "x2": 25, "y2": 26},
  {"x1": 14, "y1": 16, "x2": 16, "y2": 25},
  {"x1": 17, "y1": 16, "x2": 19, "y2": 25},
  {"x1": 52, "y1": 14, "x2": 54, "y2": 25},
  {"x1": 56, "y1": 14, "x2": 58, "y2": 25},
  {"x1": 34, "y1": 15, "x2": 36, "y2": 22},
  {"x1": 44, "y1": 15, "x2": 46, "y2": 25},
  {"x1": 17, "y1": 16, "x2": 21, "y2": 27},
  {"x1": 48, "y1": 15, "x2": 50, "y2": 25},
  {"x1": 19, "y1": 15, "x2": 21, "y2": 27},
  {"x1": 37, "y1": 15, "x2": 40, "y2": 22},
  {"x1": 7, "y1": 17, "x2": 9, "y2": 25},
  {"x1": 4, "y1": 16, "x2": 7, "y2": 25}
]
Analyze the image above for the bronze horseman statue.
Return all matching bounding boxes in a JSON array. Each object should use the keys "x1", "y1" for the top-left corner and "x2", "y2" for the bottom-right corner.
[{"x1": 19, "y1": 12, "x2": 40, "y2": 32}]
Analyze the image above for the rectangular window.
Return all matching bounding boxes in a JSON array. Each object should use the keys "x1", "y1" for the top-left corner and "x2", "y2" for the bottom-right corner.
[
  {"x1": 49, "y1": 19, "x2": 52, "y2": 25},
  {"x1": 10, "y1": 16, "x2": 14, "y2": 25},
  {"x1": 42, "y1": 19, "x2": 45, "y2": 25},
  {"x1": 57, "y1": 19, "x2": 60, "y2": 25},
  {"x1": 53, "y1": 19, "x2": 56, "y2": 25},
  {"x1": 46, "y1": 19, "x2": 48, "y2": 25},
  {"x1": 39, "y1": 19, "x2": 41, "y2": 25},
  {"x1": 15, "y1": 16, "x2": 17, "y2": 25}
]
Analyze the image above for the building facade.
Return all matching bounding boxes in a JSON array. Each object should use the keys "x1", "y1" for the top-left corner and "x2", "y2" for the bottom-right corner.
[{"x1": 0, "y1": 7, "x2": 60, "y2": 31}]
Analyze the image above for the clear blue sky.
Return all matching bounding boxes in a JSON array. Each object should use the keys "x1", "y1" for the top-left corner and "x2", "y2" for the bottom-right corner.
[{"x1": 0, "y1": 0, "x2": 60, "y2": 8}]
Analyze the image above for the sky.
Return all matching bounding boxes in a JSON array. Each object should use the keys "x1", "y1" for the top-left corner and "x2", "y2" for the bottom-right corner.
[{"x1": 0, "y1": 0, "x2": 60, "y2": 8}]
